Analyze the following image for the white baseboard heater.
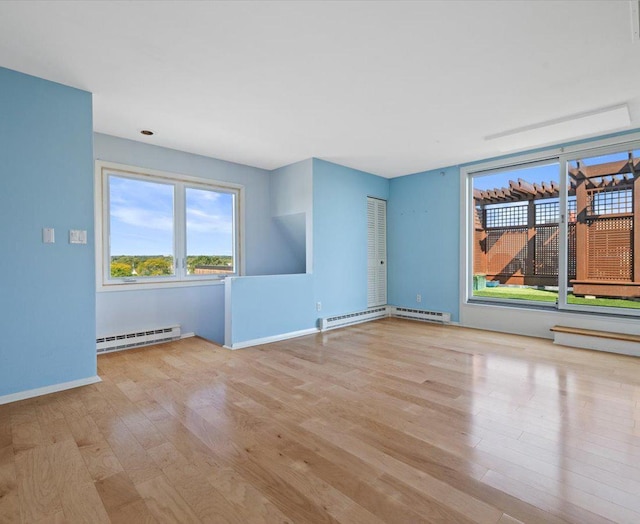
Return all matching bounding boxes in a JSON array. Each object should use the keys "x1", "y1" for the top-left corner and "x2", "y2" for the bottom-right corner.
[
  {"x1": 320, "y1": 306, "x2": 451, "y2": 331},
  {"x1": 389, "y1": 306, "x2": 451, "y2": 324},
  {"x1": 320, "y1": 307, "x2": 389, "y2": 331},
  {"x1": 96, "y1": 325, "x2": 181, "y2": 354}
]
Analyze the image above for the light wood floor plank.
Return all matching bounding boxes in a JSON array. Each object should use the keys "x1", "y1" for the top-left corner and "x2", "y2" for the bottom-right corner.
[
  {"x1": 135, "y1": 474, "x2": 201, "y2": 524},
  {"x1": 0, "y1": 445, "x2": 20, "y2": 524},
  {"x1": 14, "y1": 446, "x2": 63, "y2": 522},
  {"x1": 5, "y1": 318, "x2": 640, "y2": 522}
]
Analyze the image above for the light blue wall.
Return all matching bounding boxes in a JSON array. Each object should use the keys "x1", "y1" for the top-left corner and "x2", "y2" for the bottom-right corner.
[
  {"x1": 272, "y1": 214, "x2": 307, "y2": 274},
  {"x1": 224, "y1": 158, "x2": 390, "y2": 347},
  {"x1": 94, "y1": 134, "x2": 284, "y2": 345},
  {"x1": 269, "y1": 159, "x2": 313, "y2": 274},
  {"x1": 0, "y1": 67, "x2": 95, "y2": 397},
  {"x1": 225, "y1": 274, "x2": 316, "y2": 347},
  {"x1": 97, "y1": 284, "x2": 226, "y2": 343},
  {"x1": 387, "y1": 167, "x2": 460, "y2": 321},
  {"x1": 313, "y1": 159, "x2": 389, "y2": 316}
]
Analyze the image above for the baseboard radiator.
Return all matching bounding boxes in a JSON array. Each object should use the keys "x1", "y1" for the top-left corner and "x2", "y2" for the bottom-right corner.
[
  {"x1": 320, "y1": 306, "x2": 452, "y2": 331},
  {"x1": 390, "y1": 306, "x2": 451, "y2": 324},
  {"x1": 96, "y1": 325, "x2": 181, "y2": 354},
  {"x1": 320, "y1": 307, "x2": 389, "y2": 331}
]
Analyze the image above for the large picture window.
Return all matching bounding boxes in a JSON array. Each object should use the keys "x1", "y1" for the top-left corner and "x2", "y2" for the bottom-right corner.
[
  {"x1": 564, "y1": 148, "x2": 640, "y2": 312},
  {"x1": 96, "y1": 162, "x2": 242, "y2": 289},
  {"x1": 472, "y1": 160, "x2": 560, "y2": 306},
  {"x1": 466, "y1": 139, "x2": 640, "y2": 317}
]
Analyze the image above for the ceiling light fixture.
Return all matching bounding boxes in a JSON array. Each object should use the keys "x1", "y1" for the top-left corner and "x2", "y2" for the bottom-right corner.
[
  {"x1": 485, "y1": 104, "x2": 631, "y2": 153},
  {"x1": 140, "y1": 129, "x2": 154, "y2": 136}
]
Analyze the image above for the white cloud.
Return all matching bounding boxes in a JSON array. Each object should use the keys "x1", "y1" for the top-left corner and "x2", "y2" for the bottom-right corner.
[
  {"x1": 111, "y1": 206, "x2": 174, "y2": 232},
  {"x1": 188, "y1": 189, "x2": 222, "y2": 202},
  {"x1": 186, "y1": 208, "x2": 232, "y2": 233}
]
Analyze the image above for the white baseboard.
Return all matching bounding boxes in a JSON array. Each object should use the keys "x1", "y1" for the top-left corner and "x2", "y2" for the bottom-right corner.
[
  {"x1": 0, "y1": 375, "x2": 102, "y2": 406},
  {"x1": 224, "y1": 327, "x2": 319, "y2": 350},
  {"x1": 181, "y1": 332, "x2": 196, "y2": 339}
]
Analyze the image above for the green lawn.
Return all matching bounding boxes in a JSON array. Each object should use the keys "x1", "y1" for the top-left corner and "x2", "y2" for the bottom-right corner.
[{"x1": 474, "y1": 286, "x2": 640, "y2": 309}]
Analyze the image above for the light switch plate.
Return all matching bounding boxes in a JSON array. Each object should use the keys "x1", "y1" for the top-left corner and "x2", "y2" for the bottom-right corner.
[
  {"x1": 69, "y1": 229, "x2": 87, "y2": 244},
  {"x1": 42, "y1": 228, "x2": 55, "y2": 243}
]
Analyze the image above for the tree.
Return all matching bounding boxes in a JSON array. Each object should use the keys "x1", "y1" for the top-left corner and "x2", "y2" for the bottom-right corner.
[
  {"x1": 110, "y1": 262, "x2": 132, "y2": 277},
  {"x1": 137, "y1": 257, "x2": 173, "y2": 276},
  {"x1": 186, "y1": 255, "x2": 233, "y2": 273}
]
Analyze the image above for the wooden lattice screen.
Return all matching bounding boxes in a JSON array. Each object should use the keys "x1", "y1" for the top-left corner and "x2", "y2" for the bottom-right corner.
[
  {"x1": 486, "y1": 228, "x2": 527, "y2": 277},
  {"x1": 586, "y1": 216, "x2": 633, "y2": 281},
  {"x1": 534, "y1": 225, "x2": 559, "y2": 277},
  {"x1": 474, "y1": 230, "x2": 487, "y2": 275},
  {"x1": 568, "y1": 223, "x2": 576, "y2": 279}
]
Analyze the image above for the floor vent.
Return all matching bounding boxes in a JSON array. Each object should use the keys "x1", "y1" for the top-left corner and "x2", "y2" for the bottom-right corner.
[
  {"x1": 96, "y1": 325, "x2": 181, "y2": 354},
  {"x1": 320, "y1": 307, "x2": 389, "y2": 331},
  {"x1": 390, "y1": 307, "x2": 451, "y2": 324}
]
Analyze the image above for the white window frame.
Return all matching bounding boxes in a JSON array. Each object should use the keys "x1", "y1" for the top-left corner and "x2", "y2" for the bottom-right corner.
[
  {"x1": 95, "y1": 160, "x2": 244, "y2": 292},
  {"x1": 461, "y1": 131, "x2": 640, "y2": 318}
]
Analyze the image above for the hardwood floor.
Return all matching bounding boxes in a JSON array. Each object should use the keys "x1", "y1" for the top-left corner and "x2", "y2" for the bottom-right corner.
[{"x1": 2, "y1": 318, "x2": 640, "y2": 523}]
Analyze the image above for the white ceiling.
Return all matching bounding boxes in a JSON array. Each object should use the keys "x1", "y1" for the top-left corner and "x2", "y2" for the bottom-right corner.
[{"x1": 1, "y1": 1, "x2": 639, "y2": 177}]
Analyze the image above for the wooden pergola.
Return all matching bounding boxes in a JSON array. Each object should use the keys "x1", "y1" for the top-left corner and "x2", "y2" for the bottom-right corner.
[{"x1": 474, "y1": 155, "x2": 640, "y2": 298}]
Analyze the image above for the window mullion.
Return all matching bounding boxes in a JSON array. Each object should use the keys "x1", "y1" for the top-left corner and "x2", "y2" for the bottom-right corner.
[
  {"x1": 103, "y1": 170, "x2": 112, "y2": 285},
  {"x1": 557, "y1": 156, "x2": 568, "y2": 310},
  {"x1": 174, "y1": 183, "x2": 186, "y2": 279}
]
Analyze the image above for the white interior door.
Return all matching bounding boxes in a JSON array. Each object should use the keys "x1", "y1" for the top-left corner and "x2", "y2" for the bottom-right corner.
[{"x1": 367, "y1": 197, "x2": 387, "y2": 307}]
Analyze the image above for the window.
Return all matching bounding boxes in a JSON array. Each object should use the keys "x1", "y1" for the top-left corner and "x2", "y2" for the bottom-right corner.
[
  {"x1": 465, "y1": 137, "x2": 640, "y2": 317},
  {"x1": 471, "y1": 160, "x2": 560, "y2": 306},
  {"x1": 96, "y1": 162, "x2": 242, "y2": 289},
  {"x1": 564, "y1": 148, "x2": 640, "y2": 313}
]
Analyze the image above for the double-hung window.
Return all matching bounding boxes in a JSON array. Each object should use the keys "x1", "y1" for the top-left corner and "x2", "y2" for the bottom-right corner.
[
  {"x1": 96, "y1": 161, "x2": 242, "y2": 290},
  {"x1": 464, "y1": 135, "x2": 640, "y2": 317}
]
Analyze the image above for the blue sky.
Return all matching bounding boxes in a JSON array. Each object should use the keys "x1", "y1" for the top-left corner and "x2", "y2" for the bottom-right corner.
[
  {"x1": 109, "y1": 176, "x2": 233, "y2": 256},
  {"x1": 473, "y1": 162, "x2": 559, "y2": 191},
  {"x1": 186, "y1": 187, "x2": 233, "y2": 257},
  {"x1": 474, "y1": 150, "x2": 639, "y2": 192}
]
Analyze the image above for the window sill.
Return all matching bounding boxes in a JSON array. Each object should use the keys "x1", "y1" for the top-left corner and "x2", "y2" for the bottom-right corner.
[
  {"x1": 97, "y1": 278, "x2": 227, "y2": 293},
  {"x1": 467, "y1": 297, "x2": 556, "y2": 312},
  {"x1": 466, "y1": 297, "x2": 640, "y2": 319}
]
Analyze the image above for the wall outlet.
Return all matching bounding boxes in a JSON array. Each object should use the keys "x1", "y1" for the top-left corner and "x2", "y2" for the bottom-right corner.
[
  {"x1": 416, "y1": 294, "x2": 422, "y2": 303},
  {"x1": 316, "y1": 302, "x2": 322, "y2": 312}
]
